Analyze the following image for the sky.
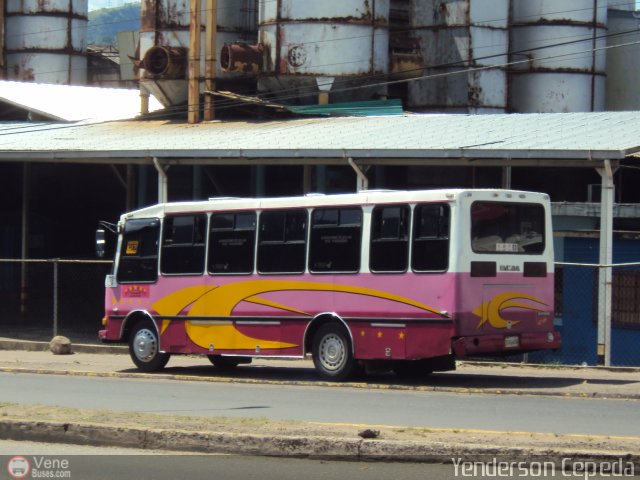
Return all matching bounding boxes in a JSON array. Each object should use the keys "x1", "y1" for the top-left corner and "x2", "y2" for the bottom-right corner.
[{"x1": 88, "y1": 0, "x2": 137, "y2": 11}]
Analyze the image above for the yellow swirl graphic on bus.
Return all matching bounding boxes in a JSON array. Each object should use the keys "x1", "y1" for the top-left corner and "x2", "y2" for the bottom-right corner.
[
  {"x1": 151, "y1": 280, "x2": 445, "y2": 351},
  {"x1": 473, "y1": 292, "x2": 547, "y2": 329}
]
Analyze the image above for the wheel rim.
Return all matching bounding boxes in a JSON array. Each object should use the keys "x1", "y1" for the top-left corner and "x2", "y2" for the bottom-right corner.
[
  {"x1": 318, "y1": 333, "x2": 347, "y2": 372},
  {"x1": 132, "y1": 328, "x2": 158, "y2": 362}
]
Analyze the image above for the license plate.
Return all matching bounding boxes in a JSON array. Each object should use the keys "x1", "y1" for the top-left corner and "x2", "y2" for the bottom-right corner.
[{"x1": 505, "y1": 336, "x2": 519, "y2": 348}]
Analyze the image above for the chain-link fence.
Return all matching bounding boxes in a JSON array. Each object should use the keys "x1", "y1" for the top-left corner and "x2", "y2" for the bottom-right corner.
[
  {"x1": 1, "y1": 258, "x2": 639, "y2": 365},
  {"x1": 526, "y1": 262, "x2": 640, "y2": 367},
  {"x1": 0, "y1": 259, "x2": 112, "y2": 343}
]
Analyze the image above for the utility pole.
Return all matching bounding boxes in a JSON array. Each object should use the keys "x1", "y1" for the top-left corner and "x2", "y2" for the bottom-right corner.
[
  {"x1": 188, "y1": 0, "x2": 201, "y2": 124},
  {"x1": 204, "y1": 0, "x2": 217, "y2": 120}
]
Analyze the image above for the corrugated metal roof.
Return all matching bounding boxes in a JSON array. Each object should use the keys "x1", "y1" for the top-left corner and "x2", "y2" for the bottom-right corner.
[
  {"x1": 0, "y1": 81, "x2": 163, "y2": 122},
  {"x1": 0, "y1": 112, "x2": 639, "y2": 165}
]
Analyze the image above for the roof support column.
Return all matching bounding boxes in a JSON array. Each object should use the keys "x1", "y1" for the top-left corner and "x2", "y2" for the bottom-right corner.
[
  {"x1": 502, "y1": 166, "x2": 512, "y2": 189},
  {"x1": 596, "y1": 159, "x2": 616, "y2": 366},
  {"x1": 348, "y1": 157, "x2": 368, "y2": 192},
  {"x1": 153, "y1": 157, "x2": 168, "y2": 203},
  {"x1": 20, "y1": 163, "x2": 29, "y2": 316}
]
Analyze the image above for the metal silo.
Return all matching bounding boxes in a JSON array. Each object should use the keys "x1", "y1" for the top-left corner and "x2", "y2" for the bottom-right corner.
[
  {"x1": 509, "y1": 0, "x2": 607, "y2": 113},
  {"x1": 405, "y1": 0, "x2": 509, "y2": 113},
  {"x1": 255, "y1": 0, "x2": 390, "y2": 103},
  {"x1": 140, "y1": 0, "x2": 258, "y2": 107},
  {"x1": 4, "y1": 0, "x2": 88, "y2": 85}
]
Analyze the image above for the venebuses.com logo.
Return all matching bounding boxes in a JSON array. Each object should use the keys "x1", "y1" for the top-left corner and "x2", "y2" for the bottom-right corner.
[
  {"x1": 5, "y1": 456, "x2": 71, "y2": 479},
  {"x1": 6, "y1": 457, "x2": 30, "y2": 479}
]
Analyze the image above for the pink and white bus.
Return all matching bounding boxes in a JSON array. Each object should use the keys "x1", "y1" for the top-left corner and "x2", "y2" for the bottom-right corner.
[{"x1": 98, "y1": 189, "x2": 561, "y2": 380}]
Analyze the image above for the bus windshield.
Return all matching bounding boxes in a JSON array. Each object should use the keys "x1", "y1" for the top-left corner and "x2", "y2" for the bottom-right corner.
[{"x1": 471, "y1": 201, "x2": 545, "y2": 254}]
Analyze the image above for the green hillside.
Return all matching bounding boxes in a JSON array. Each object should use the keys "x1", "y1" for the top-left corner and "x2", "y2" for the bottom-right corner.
[{"x1": 88, "y1": 3, "x2": 140, "y2": 45}]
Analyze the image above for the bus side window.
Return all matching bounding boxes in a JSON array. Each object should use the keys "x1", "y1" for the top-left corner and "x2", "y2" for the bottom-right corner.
[
  {"x1": 370, "y1": 205, "x2": 409, "y2": 273},
  {"x1": 309, "y1": 207, "x2": 362, "y2": 273},
  {"x1": 258, "y1": 209, "x2": 307, "y2": 274},
  {"x1": 160, "y1": 214, "x2": 207, "y2": 275},
  {"x1": 116, "y1": 218, "x2": 160, "y2": 283},
  {"x1": 208, "y1": 212, "x2": 256, "y2": 274},
  {"x1": 412, "y1": 204, "x2": 450, "y2": 272}
]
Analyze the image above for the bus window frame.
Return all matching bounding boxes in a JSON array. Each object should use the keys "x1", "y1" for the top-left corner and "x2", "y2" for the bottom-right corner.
[
  {"x1": 257, "y1": 208, "x2": 308, "y2": 275},
  {"x1": 369, "y1": 204, "x2": 410, "y2": 274},
  {"x1": 116, "y1": 217, "x2": 161, "y2": 284},
  {"x1": 208, "y1": 211, "x2": 257, "y2": 276},
  {"x1": 411, "y1": 203, "x2": 451, "y2": 274},
  {"x1": 160, "y1": 213, "x2": 208, "y2": 276},
  {"x1": 309, "y1": 206, "x2": 363, "y2": 274}
]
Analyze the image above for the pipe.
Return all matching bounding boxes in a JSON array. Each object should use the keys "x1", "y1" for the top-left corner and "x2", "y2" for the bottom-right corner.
[
  {"x1": 220, "y1": 43, "x2": 263, "y2": 74},
  {"x1": 142, "y1": 46, "x2": 187, "y2": 77}
]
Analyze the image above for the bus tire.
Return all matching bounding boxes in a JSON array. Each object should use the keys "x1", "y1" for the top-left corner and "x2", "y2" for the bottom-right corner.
[
  {"x1": 312, "y1": 322, "x2": 356, "y2": 381},
  {"x1": 128, "y1": 321, "x2": 170, "y2": 372}
]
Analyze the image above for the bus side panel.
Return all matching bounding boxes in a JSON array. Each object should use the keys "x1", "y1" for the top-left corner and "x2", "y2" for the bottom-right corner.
[
  {"x1": 104, "y1": 272, "x2": 458, "y2": 360},
  {"x1": 350, "y1": 321, "x2": 455, "y2": 360}
]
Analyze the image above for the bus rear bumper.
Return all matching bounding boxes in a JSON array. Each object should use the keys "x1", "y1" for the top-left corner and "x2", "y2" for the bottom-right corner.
[{"x1": 452, "y1": 331, "x2": 561, "y2": 358}]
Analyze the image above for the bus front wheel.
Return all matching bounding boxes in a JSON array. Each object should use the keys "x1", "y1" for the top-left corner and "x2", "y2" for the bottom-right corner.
[
  {"x1": 129, "y1": 321, "x2": 170, "y2": 372},
  {"x1": 312, "y1": 322, "x2": 356, "y2": 381}
]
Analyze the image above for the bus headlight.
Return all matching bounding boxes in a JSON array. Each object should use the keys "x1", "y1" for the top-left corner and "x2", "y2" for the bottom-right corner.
[{"x1": 547, "y1": 332, "x2": 554, "y2": 343}]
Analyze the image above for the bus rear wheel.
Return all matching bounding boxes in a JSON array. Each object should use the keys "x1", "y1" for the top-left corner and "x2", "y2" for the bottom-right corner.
[
  {"x1": 129, "y1": 321, "x2": 170, "y2": 372},
  {"x1": 312, "y1": 322, "x2": 356, "y2": 381}
]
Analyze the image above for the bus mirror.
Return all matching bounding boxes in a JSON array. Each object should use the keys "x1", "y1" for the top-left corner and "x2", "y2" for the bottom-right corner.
[{"x1": 96, "y1": 229, "x2": 106, "y2": 258}]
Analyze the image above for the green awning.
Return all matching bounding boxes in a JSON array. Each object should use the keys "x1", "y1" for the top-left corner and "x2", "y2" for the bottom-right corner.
[{"x1": 286, "y1": 99, "x2": 404, "y2": 117}]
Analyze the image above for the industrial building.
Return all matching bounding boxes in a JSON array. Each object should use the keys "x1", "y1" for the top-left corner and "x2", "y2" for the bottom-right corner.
[{"x1": 1, "y1": 0, "x2": 640, "y2": 366}]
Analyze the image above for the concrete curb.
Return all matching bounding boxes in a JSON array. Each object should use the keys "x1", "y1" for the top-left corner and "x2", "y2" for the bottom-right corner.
[
  {"x1": 1, "y1": 419, "x2": 638, "y2": 466},
  {"x1": 1, "y1": 365, "x2": 639, "y2": 400},
  {"x1": 0, "y1": 339, "x2": 126, "y2": 355}
]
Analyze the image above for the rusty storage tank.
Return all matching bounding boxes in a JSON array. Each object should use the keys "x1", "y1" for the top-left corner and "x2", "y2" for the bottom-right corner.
[
  {"x1": 405, "y1": 0, "x2": 509, "y2": 113},
  {"x1": 509, "y1": 0, "x2": 607, "y2": 113},
  {"x1": 4, "y1": 0, "x2": 88, "y2": 84},
  {"x1": 256, "y1": 0, "x2": 390, "y2": 104},
  {"x1": 140, "y1": 0, "x2": 258, "y2": 107}
]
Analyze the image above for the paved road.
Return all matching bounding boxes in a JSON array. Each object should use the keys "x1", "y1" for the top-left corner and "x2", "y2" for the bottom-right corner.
[
  {"x1": 0, "y1": 440, "x2": 432, "y2": 480},
  {"x1": 1, "y1": 441, "x2": 633, "y2": 480},
  {"x1": 1, "y1": 372, "x2": 639, "y2": 437}
]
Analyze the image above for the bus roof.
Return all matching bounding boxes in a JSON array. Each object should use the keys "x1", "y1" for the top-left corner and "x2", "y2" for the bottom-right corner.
[{"x1": 122, "y1": 188, "x2": 550, "y2": 220}]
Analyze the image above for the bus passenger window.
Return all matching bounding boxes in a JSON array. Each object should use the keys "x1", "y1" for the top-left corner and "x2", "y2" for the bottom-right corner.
[
  {"x1": 258, "y1": 210, "x2": 307, "y2": 274},
  {"x1": 412, "y1": 204, "x2": 450, "y2": 272},
  {"x1": 208, "y1": 212, "x2": 256, "y2": 274},
  {"x1": 116, "y1": 218, "x2": 160, "y2": 283},
  {"x1": 309, "y1": 207, "x2": 362, "y2": 273},
  {"x1": 370, "y1": 205, "x2": 409, "y2": 273},
  {"x1": 160, "y1": 214, "x2": 207, "y2": 275}
]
